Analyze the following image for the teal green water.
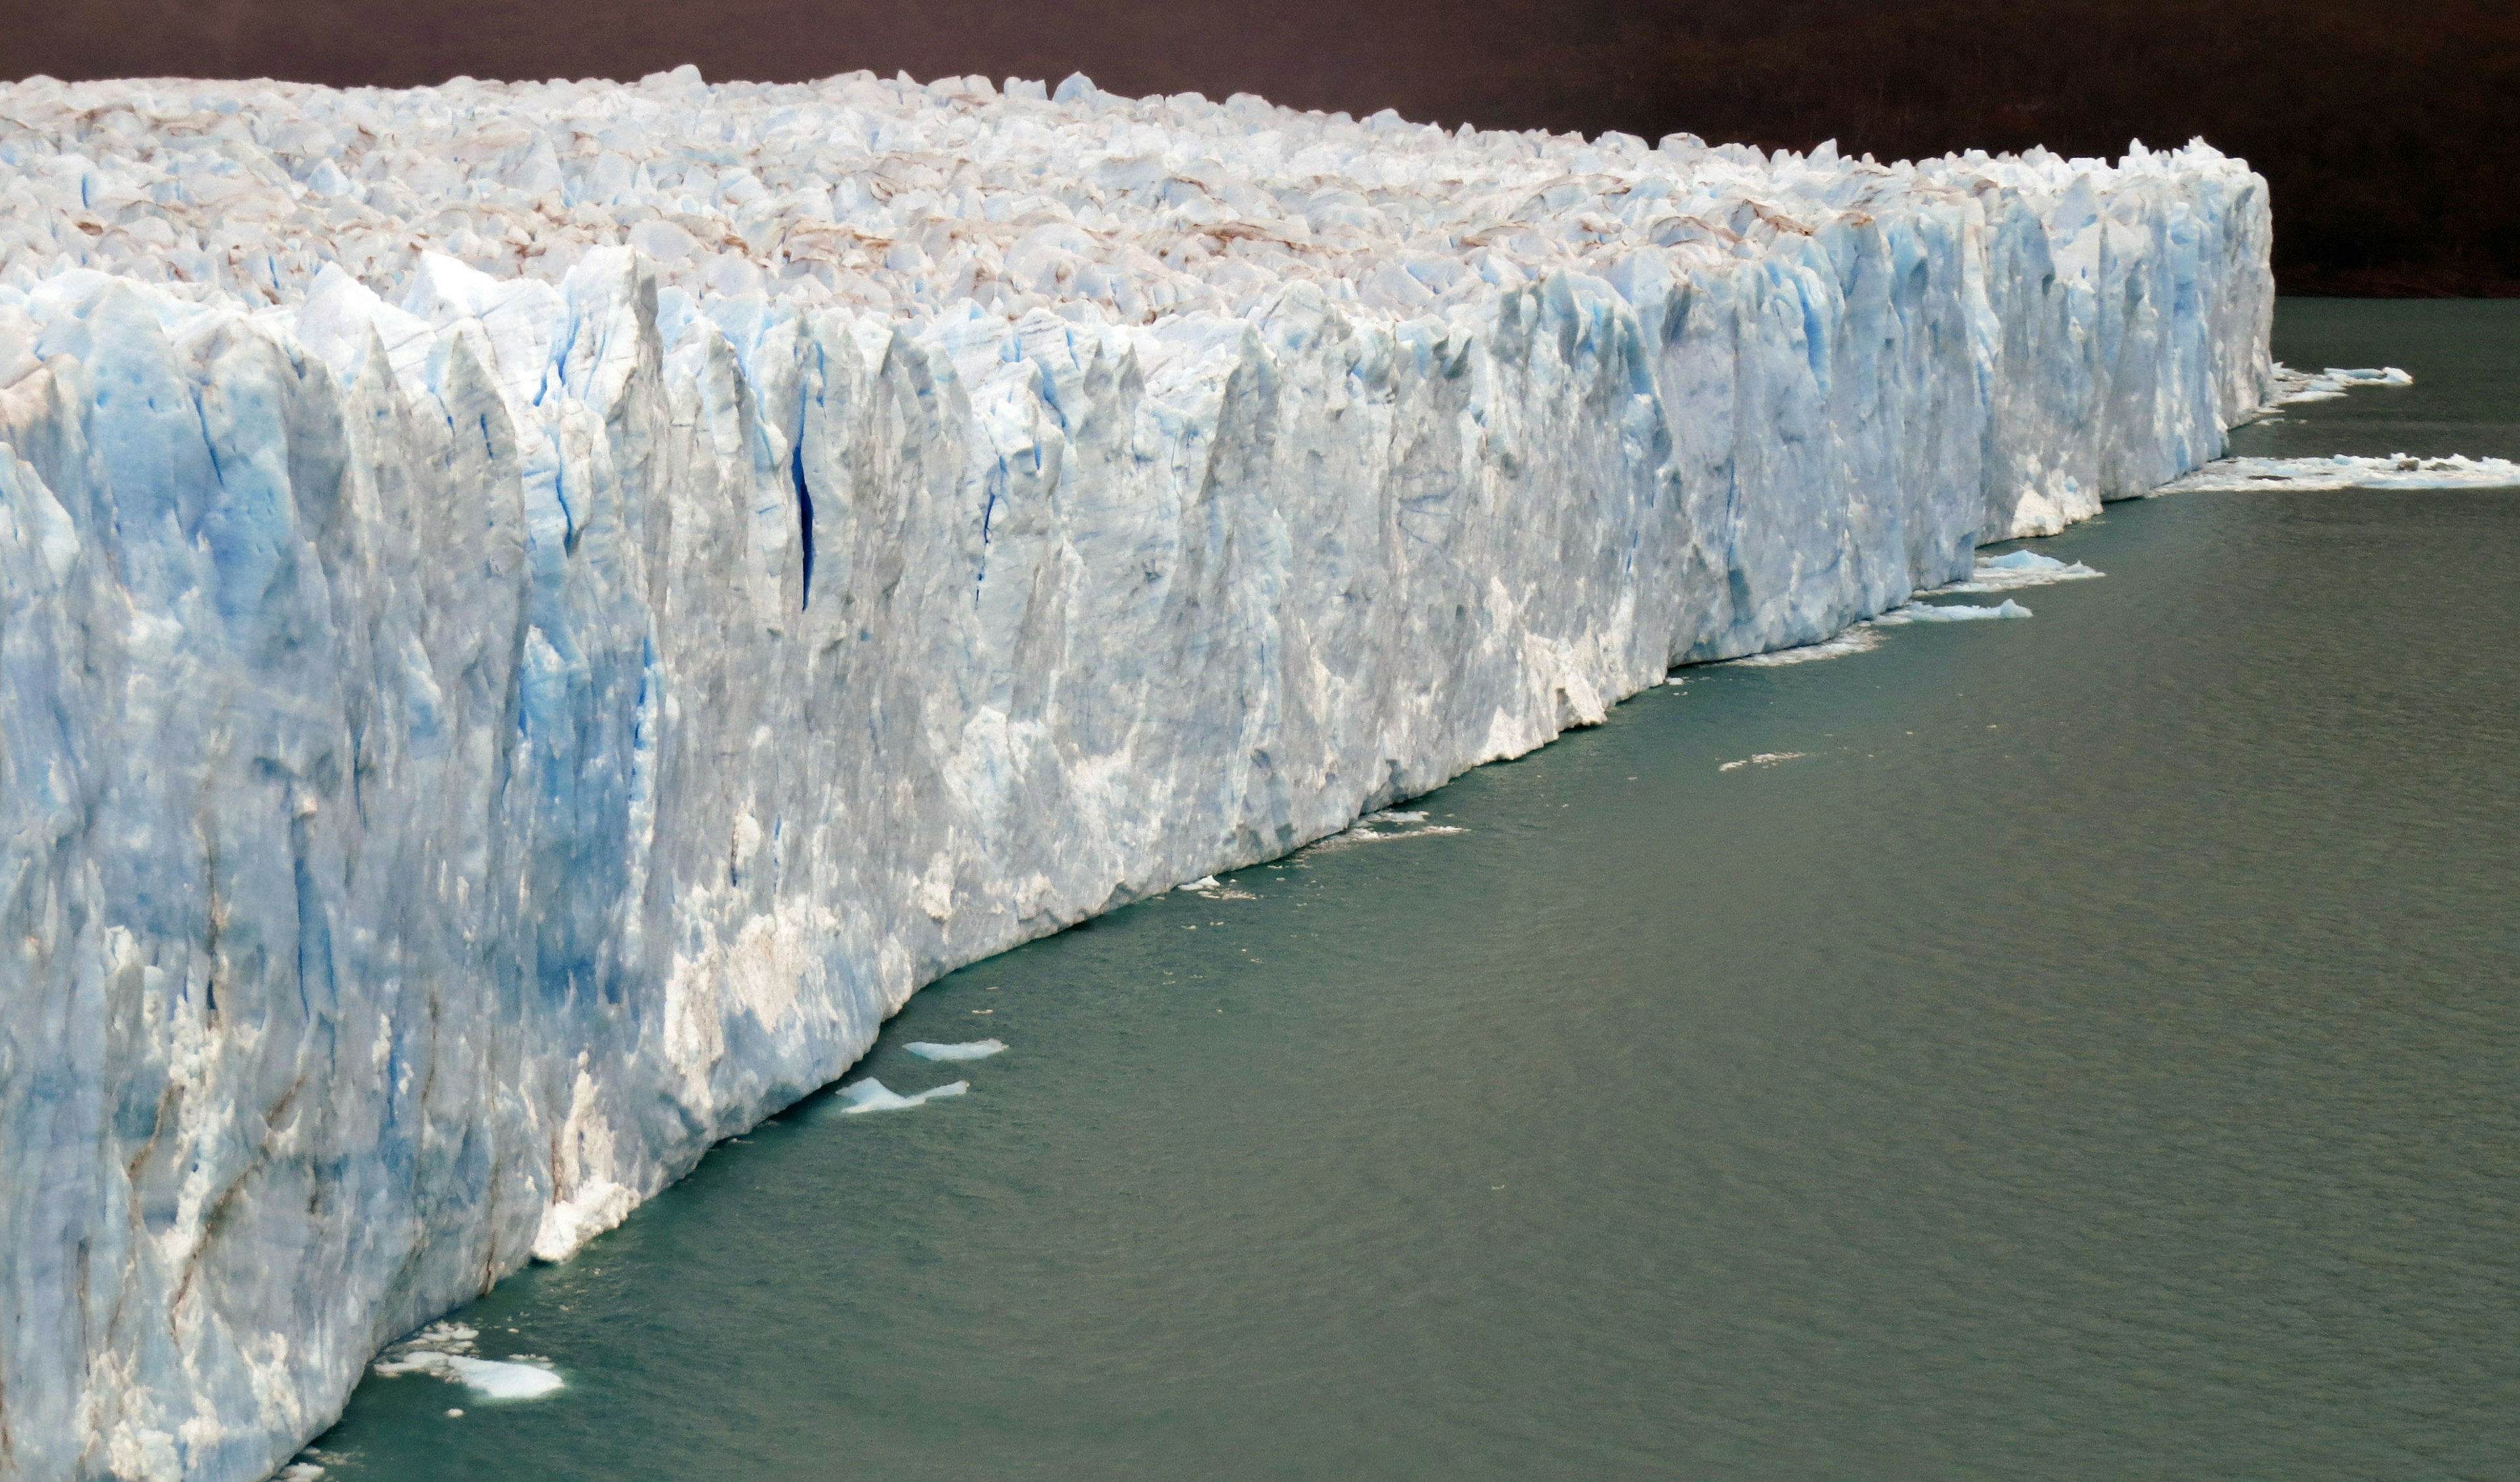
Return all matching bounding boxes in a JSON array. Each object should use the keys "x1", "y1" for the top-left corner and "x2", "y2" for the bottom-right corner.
[{"x1": 310, "y1": 301, "x2": 2520, "y2": 1481}]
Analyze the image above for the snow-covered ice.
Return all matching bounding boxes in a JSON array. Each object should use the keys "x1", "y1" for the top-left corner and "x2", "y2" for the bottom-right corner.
[
  {"x1": 836, "y1": 1079, "x2": 971, "y2": 1113},
  {"x1": 904, "y1": 1039, "x2": 1007, "y2": 1061},
  {"x1": 2156, "y1": 453, "x2": 2520, "y2": 493},
  {"x1": 0, "y1": 63, "x2": 2275, "y2": 1482}
]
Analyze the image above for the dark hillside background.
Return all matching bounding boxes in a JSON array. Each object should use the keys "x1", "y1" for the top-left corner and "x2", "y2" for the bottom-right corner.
[{"x1": 4, "y1": 0, "x2": 2512, "y2": 294}]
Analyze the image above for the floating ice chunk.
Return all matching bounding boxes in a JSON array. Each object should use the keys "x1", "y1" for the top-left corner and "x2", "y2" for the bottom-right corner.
[
  {"x1": 442, "y1": 1357, "x2": 565, "y2": 1400},
  {"x1": 2267, "y1": 364, "x2": 2414, "y2": 404},
  {"x1": 1874, "y1": 599, "x2": 2033, "y2": 625},
  {"x1": 1183, "y1": 876, "x2": 1221, "y2": 892},
  {"x1": 1723, "y1": 628, "x2": 1885, "y2": 666},
  {"x1": 1303, "y1": 812, "x2": 1469, "y2": 853},
  {"x1": 837, "y1": 1079, "x2": 970, "y2": 1113},
  {"x1": 371, "y1": 1324, "x2": 562, "y2": 1401},
  {"x1": 1939, "y1": 549, "x2": 2104, "y2": 592},
  {"x1": 904, "y1": 1040, "x2": 1007, "y2": 1061},
  {"x1": 2157, "y1": 453, "x2": 2520, "y2": 493},
  {"x1": 1731, "y1": 585, "x2": 2038, "y2": 666},
  {"x1": 1719, "y1": 752, "x2": 1809, "y2": 772}
]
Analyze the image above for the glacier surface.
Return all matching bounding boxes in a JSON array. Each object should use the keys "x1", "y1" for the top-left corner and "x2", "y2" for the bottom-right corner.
[{"x1": 0, "y1": 64, "x2": 2273, "y2": 1482}]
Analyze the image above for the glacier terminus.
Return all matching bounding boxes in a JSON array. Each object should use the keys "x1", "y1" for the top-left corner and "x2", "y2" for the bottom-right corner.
[{"x1": 0, "y1": 64, "x2": 2272, "y2": 1481}]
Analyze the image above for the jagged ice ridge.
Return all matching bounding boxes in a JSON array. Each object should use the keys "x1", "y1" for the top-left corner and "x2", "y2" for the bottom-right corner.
[{"x1": 0, "y1": 64, "x2": 2273, "y2": 1482}]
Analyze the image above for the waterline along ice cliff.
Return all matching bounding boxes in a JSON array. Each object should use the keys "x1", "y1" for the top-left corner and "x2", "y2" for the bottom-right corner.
[{"x1": 0, "y1": 64, "x2": 2270, "y2": 1481}]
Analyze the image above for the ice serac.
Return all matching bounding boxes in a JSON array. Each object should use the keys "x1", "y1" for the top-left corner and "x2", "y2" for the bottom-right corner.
[{"x1": 0, "y1": 66, "x2": 2271, "y2": 1481}]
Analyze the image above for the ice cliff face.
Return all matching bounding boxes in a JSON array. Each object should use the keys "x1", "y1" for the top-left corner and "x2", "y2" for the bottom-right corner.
[{"x1": 0, "y1": 65, "x2": 2271, "y2": 1481}]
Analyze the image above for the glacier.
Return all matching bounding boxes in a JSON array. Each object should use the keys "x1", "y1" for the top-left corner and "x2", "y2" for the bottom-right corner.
[{"x1": 0, "y1": 63, "x2": 2273, "y2": 1482}]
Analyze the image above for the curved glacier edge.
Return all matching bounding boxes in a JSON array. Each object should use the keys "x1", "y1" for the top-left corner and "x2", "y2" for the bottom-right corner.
[{"x1": 0, "y1": 127, "x2": 2271, "y2": 1482}]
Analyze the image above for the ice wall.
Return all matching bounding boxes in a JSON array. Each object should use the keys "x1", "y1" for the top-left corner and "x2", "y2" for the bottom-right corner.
[{"x1": 0, "y1": 66, "x2": 2271, "y2": 1481}]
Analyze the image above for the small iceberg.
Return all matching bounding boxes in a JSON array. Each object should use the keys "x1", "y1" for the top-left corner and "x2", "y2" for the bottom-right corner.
[
  {"x1": 442, "y1": 1357, "x2": 565, "y2": 1400},
  {"x1": 1940, "y1": 549, "x2": 2103, "y2": 592},
  {"x1": 1304, "y1": 807, "x2": 1468, "y2": 853},
  {"x1": 1724, "y1": 627, "x2": 1885, "y2": 667},
  {"x1": 837, "y1": 1079, "x2": 970, "y2": 1113},
  {"x1": 2268, "y1": 363, "x2": 2414, "y2": 405},
  {"x1": 904, "y1": 1039, "x2": 1007, "y2": 1062},
  {"x1": 371, "y1": 1323, "x2": 563, "y2": 1401},
  {"x1": 1723, "y1": 589, "x2": 2034, "y2": 670},
  {"x1": 1874, "y1": 598, "x2": 2033, "y2": 625}
]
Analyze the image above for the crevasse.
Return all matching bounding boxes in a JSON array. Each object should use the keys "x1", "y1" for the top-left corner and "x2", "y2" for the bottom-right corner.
[{"x1": 0, "y1": 65, "x2": 2268, "y2": 1482}]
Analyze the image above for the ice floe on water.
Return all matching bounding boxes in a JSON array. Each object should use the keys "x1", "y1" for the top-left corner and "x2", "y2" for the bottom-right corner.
[
  {"x1": 1173, "y1": 873, "x2": 1259, "y2": 899},
  {"x1": 1721, "y1": 628, "x2": 1887, "y2": 667},
  {"x1": 837, "y1": 1079, "x2": 971, "y2": 1113},
  {"x1": 1937, "y1": 549, "x2": 2104, "y2": 593},
  {"x1": 905, "y1": 1040, "x2": 1007, "y2": 1062},
  {"x1": 371, "y1": 1324, "x2": 562, "y2": 1401},
  {"x1": 1304, "y1": 808, "x2": 1470, "y2": 853},
  {"x1": 2156, "y1": 453, "x2": 2520, "y2": 493},
  {"x1": 440, "y1": 1357, "x2": 568, "y2": 1400},
  {"x1": 1874, "y1": 598, "x2": 2035, "y2": 624},
  {"x1": 1720, "y1": 752, "x2": 1810, "y2": 772},
  {"x1": 1720, "y1": 594, "x2": 2031, "y2": 666},
  {"x1": 2267, "y1": 364, "x2": 2413, "y2": 405}
]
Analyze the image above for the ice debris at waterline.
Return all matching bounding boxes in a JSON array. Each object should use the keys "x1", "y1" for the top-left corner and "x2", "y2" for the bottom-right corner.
[
  {"x1": 0, "y1": 62, "x2": 2275, "y2": 1482},
  {"x1": 1720, "y1": 752, "x2": 1811, "y2": 772},
  {"x1": 2266, "y1": 365, "x2": 2412, "y2": 405},
  {"x1": 1303, "y1": 808, "x2": 1474, "y2": 852},
  {"x1": 369, "y1": 1327, "x2": 564, "y2": 1401},
  {"x1": 1723, "y1": 588, "x2": 2035, "y2": 665},
  {"x1": 1939, "y1": 548, "x2": 2103, "y2": 592},
  {"x1": 905, "y1": 1039, "x2": 1009, "y2": 1061},
  {"x1": 837, "y1": 1080, "x2": 973, "y2": 1113},
  {"x1": 1874, "y1": 598, "x2": 2036, "y2": 624},
  {"x1": 2156, "y1": 453, "x2": 2520, "y2": 493},
  {"x1": 1720, "y1": 627, "x2": 1888, "y2": 667}
]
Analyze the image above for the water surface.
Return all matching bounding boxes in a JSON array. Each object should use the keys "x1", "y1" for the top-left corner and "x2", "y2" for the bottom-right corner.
[{"x1": 312, "y1": 300, "x2": 2520, "y2": 1481}]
